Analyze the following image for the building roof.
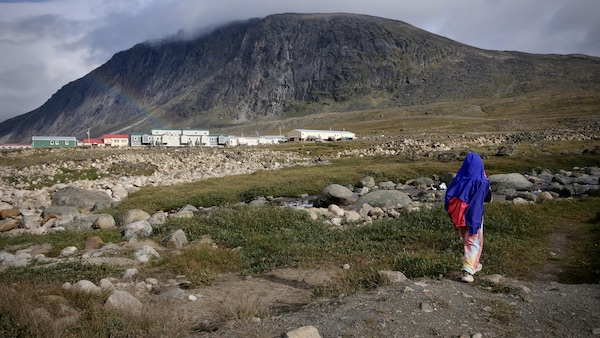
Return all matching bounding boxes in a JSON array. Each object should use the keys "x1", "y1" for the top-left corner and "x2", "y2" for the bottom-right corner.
[
  {"x1": 31, "y1": 136, "x2": 77, "y2": 141},
  {"x1": 83, "y1": 138, "x2": 104, "y2": 144}
]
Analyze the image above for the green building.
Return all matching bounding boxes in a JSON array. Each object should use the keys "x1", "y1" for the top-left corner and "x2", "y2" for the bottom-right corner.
[{"x1": 31, "y1": 136, "x2": 78, "y2": 148}]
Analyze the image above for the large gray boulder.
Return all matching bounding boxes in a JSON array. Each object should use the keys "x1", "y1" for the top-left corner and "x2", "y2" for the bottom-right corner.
[
  {"x1": 488, "y1": 173, "x2": 535, "y2": 191},
  {"x1": 313, "y1": 184, "x2": 358, "y2": 208},
  {"x1": 104, "y1": 290, "x2": 142, "y2": 315},
  {"x1": 119, "y1": 209, "x2": 151, "y2": 227},
  {"x1": 51, "y1": 187, "x2": 112, "y2": 211},
  {"x1": 42, "y1": 206, "x2": 80, "y2": 218},
  {"x1": 123, "y1": 220, "x2": 152, "y2": 240},
  {"x1": 352, "y1": 190, "x2": 412, "y2": 210}
]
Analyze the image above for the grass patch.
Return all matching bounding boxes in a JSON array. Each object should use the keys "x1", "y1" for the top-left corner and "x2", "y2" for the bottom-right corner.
[
  {"x1": 0, "y1": 228, "x2": 123, "y2": 258},
  {"x1": 153, "y1": 242, "x2": 244, "y2": 286},
  {"x1": 0, "y1": 262, "x2": 124, "y2": 286}
]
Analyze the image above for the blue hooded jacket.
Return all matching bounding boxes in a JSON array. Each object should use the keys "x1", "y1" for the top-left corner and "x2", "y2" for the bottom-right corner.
[{"x1": 444, "y1": 153, "x2": 490, "y2": 235}]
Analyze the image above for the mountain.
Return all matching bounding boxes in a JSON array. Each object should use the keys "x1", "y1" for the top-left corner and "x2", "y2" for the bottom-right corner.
[{"x1": 1, "y1": 13, "x2": 599, "y2": 143}]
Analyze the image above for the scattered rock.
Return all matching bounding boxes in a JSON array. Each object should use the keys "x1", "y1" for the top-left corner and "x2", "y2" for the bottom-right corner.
[
  {"x1": 104, "y1": 290, "x2": 143, "y2": 315},
  {"x1": 162, "y1": 229, "x2": 188, "y2": 249},
  {"x1": 0, "y1": 208, "x2": 21, "y2": 220},
  {"x1": 119, "y1": 209, "x2": 151, "y2": 227},
  {"x1": 285, "y1": 325, "x2": 322, "y2": 338}
]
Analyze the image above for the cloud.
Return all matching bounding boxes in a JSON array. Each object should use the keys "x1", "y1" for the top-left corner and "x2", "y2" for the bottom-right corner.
[{"x1": 0, "y1": 0, "x2": 599, "y2": 124}]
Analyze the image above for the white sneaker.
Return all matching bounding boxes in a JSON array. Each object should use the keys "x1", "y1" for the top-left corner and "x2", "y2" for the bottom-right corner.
[
  {"x1": 461, "y1": 271, "x2": 474, "y2": 283},
  {"x1": 474, "y1": 263, "x2": 483, "y2": 274}
]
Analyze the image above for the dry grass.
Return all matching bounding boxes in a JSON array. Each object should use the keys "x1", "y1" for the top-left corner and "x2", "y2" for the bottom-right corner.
[{"x1": 0, "y1": 281, "x2": 190, "y2": 338}]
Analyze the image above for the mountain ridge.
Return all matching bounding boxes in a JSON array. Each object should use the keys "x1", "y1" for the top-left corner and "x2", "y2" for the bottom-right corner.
[{"x1": 1, "y1": 12, "x2": 599, "y2": 143}]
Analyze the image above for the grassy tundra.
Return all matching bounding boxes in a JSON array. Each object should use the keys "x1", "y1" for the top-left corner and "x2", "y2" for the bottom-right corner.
[{"x1": 0, "y1": 96, "x2": 599, "y2": 336}]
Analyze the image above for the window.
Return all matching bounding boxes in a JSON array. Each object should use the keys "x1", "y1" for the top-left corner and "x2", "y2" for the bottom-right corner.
[
  {"x1": 65, "y1": 141, "x2": 69, "y2": 145},
  {"x1": 50, "y1": 141, "x2": 54, "y2": 145}
]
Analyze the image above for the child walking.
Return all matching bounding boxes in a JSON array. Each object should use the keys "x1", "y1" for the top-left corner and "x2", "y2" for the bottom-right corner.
[{"x1": 444, "y1": 153, "x2": 491, "y2": 283}]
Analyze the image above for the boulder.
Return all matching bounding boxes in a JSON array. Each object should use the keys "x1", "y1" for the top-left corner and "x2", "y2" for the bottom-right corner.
[
  {"x1": 358, "y1": 176, "x2": 376, "y2": 188},
  {"x1": 104, "y1": 290, "x2": 142, "y2": 315},
  {"x1": 92, "y1": 214, "x2": 116, "y2": 230},
  {"x1": 70, "y1": 280, "x2": 102, "y2": 294},
  {"x1": 162, "y1": 229, "x2": 188, "y2": 249},
  {"x1": 352, "y1": 190, "x2": 412, "y2": 210},
  {"x1": 123, "y1": 220, "x2": 152, "y2": 240},
  {"x1": 119, "y1": 209, "x2": 150, "y2": 227},
  {"x1": 51, "y1": 187, "x2": 112, "y2": 211},
  {"x1": 407, "y1": 177, "x2": 434, "y2": 188},
  {"x1": 286, "y1": 325, "x2": 322, "y2": 338},
  {"x1": 134, "y1": 245, "x2": 160, "y2": 262},
  {"x1": 0, "y1": 219, "x2": 20, "y2": 232},
  {"x1": 42, "y1": 206, "x2": 80, "y2": 218},
  {"x1": 0, "y1": 208, "x2": 21, "y2": 220},
  {"x1": 488, "y1": 173, "x2": 535, "y2": 191},
  {"x1": 313, "y1": 184, "x2": 358, "y2": 208}
]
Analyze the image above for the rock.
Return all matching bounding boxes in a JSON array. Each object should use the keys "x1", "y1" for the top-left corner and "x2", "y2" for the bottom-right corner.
[
  {"x1": 110, "y1": 185, "x2": 129, "y2": 200},
  {"x1": 0, "y1": 218, "x2": 20, "y2": 232},
  {"x1": 70, "y1": 280, "x2": 102, "y2": 294},
  {"x1": 104, "y1": 290, "x2": 143, "y2": 315},
  {"x1": 92, "y1": 214, "x2": 116, "y2": 229},
  {"x1": 42, "y1": 206, "x2": 80, "y2": 218},
  {"x1": 352, "y1": 190, "x2": 412, "y2": 210},
  {"x1": 420, "y1": 302, "x2": 434, "y2": 313},
  {"x1": 535, "y1": 191, "x2": 554, "y2": 203},
  {"x1": 440, "y1": 172, "x2": 456, "y2": 186},
  {"x1": 512, "y1": 197, "x2": 530, "y2": 205},
  {"x1": 61, "y1": 214, "x2": 102, "y2": 231},
  {"x1": 344, "y1": 210, "x2": 362, "y2": 223},
  {"x1": 180, "y1": 204, "x2": 199, "y2": 212},
  {"x1": 378, "y1": 181, "x2": 397, "y2": 190},
  {"x1": 285, "y1": 325, "x2": 322, "y2": 338},
  {"x1": 162, "y1": 229, "x2": 188, "y2": 249},
  {"x1": 0, "y1": 208, "x2": 21, "y2": 220},
  {"x1": 61, "y1": 246, "x2": 78, "y2": 256},
  {"x1": 358, "y1": 176, "x2": 376, "y2": 188},
  {"x1": 496, "y1": 145, "x2": 516, "y2": 156},
  {"x1": 171, "y1": 209, "x2": 194, "y2": 218},
  {"x1": 489, "y1": 173, "x2": 535, "y2": 191},
  {"x1": 147, "y1": 211, "x2": 168, "y2": 226},
  {"x1": 99, "y1": 278, "x2": 114, "y2": 289},
  {"x1": 119, "y1": 209, "x2": 151, "y2": 227},
  {"x1": 51, "y1": 186, "x2": 112, "y2": 211},
  {"x1": 157, "y1": 288, "x2": 187, "y2": 301},
  {"x1": 407, "y1": 177, "x2": 434, "y2": 188},
  {"x1": 122, "y1": 268, "x2": 139, "y2": 280},
  {"x1": 357, "y1": 203, "x2": 374, "y2": 217},
  {"x1": 327, "y1": 204, "x2": 344, "y2": 217},
  {"x1": 123, "y1": 220, "x2": 152, "y2": 240},
  {"x1": 313, "y1": 184, "x2": 358, "y2": 208},
  {"x1": 134, "y1": 245, "x2": 160, "y2": 262},
  {"x1": 378, "y1": 270, "x2": 409, "y2": 283}
]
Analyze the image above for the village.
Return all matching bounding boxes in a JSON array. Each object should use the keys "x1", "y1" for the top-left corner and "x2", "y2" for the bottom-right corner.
[{"x1": 0, "y1": 128, "x2": 356, "y2": 149}]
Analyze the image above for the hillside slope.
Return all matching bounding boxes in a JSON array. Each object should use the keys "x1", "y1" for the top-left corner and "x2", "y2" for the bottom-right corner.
[{"x1": 1, "y1": 13, "x2": 599, "y2": 143}]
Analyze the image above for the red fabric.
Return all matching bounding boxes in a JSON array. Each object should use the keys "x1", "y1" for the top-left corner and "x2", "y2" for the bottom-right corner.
[{"x1": 447, "y1": 197, "x2": 468, "y2": 228}]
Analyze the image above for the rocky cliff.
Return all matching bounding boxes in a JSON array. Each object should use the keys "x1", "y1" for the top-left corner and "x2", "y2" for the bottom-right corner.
[{"x1": 1, "y1": 13, "x2": 599, "y2": 143}]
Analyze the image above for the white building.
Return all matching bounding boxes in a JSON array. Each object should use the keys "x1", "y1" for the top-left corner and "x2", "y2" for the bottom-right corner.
[{"x1": 285, "y1": 129, "x2": 355, "y2": 141}]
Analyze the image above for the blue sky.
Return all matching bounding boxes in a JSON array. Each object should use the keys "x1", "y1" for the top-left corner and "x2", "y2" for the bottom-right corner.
[{"x1": 0, "y1": 0, "x2": 599, "y2": 123}]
